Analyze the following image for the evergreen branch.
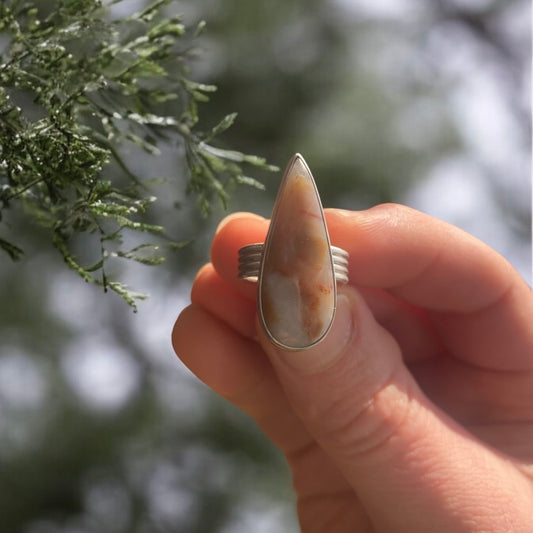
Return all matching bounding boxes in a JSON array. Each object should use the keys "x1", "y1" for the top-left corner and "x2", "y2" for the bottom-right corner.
[{"x1": 0, "y1": 0, "x2": 275, "y2": 308}]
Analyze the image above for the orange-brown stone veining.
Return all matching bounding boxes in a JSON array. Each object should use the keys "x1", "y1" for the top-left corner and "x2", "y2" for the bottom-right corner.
[{"x1": 258, "y1": 154, "x2": 336, "y2": 350}]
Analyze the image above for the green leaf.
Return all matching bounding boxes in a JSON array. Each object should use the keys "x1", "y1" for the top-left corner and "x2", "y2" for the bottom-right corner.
[
  {"x1": 204, "y1": 112, "x2": 238, "y2": 143},
  {"x1": 232, "y1": 175, "x2": 266, "y2": 191},
  {"x1": 114, "y1": 243, "x2": 165, "y2": 266}
]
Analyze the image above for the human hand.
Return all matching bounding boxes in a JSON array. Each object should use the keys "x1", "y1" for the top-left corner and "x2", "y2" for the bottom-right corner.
[{"x1": 172, "y1": 204, "x2": 533, "y2": 532}]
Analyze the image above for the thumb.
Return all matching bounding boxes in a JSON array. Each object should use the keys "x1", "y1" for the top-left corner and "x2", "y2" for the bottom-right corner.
[{"x1": 259, "y1": 286, "x2": 531, "y2": 532}]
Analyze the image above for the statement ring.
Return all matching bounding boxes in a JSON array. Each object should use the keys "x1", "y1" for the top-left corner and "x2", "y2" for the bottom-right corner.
[
  {"x1": 238, "y1": 243, "x2": 349, "y2": 285},
  {"x1": 237, "y1": 153, "x2": 350, "y2": 352}
]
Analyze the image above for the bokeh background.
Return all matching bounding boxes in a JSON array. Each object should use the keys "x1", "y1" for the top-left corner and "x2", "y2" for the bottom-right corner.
[{"x1": 1, "y1": 0, "x2": 530, "y2": 531}]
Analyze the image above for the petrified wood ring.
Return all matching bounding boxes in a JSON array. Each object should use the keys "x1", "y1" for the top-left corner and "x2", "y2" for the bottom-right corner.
[{"x1": 238, "y1": 153, "x2": 350, "y2": 351}]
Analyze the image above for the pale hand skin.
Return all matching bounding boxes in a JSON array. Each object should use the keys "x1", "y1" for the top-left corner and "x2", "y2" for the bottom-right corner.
[{"x1": 172, "y1": 204, "x2": 533, "y2": 532}]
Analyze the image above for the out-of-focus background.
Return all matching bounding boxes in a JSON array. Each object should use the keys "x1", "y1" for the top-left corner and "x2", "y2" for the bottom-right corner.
[{"x1": 1, "y1": 0, "x2": 530, "y2": 531}]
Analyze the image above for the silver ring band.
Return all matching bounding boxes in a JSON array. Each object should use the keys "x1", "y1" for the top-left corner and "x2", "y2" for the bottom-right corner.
[{"x1": 238, "y1": 243, "x2": 349, "y2": 285}]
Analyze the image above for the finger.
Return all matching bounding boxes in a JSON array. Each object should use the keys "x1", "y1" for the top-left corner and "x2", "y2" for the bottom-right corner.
[
  {"x1": 211, "y1": 212, "x2": 441, "y2": 363},
  {"x1": 468, "y1": 422, "x2": 533, "y2": 464},
  {"x1": 410, "y1": 357, "x2": 533, "y2": 425},
  {"x1": 172, "y1": 303, "x2": 311, "y2": 454},
  {"x1": 184, "y1": 264, "x2": 312, "y2": 451},
  {"x1": 326, "y1": 204, "x2": 533, "y2": 371},
  {"x1": 259, "y1": 284, "x2": 533, "y2": 532},
  {"x1": 191, "y1": 264, "x2": 257, "y2": 339},
  {"x1": 174, "y1": 295, "x2": 374, "y2": 530},
  {"x1": 358, "y1": 286, "x2": 441, "y2": 362},
  {"x1": 325, "y1": 205, "x2": 516, "y2": 310},
  {"x1": 211, "y1": 212, "x2": 268, "y2": 300},
  {"x1": 182, "y1": 263, "x2": 379, "y2": 527},
  {"x1": 364, "y1": 288, "x2": 533, "y2": 425},
  {"x1": 209, "y1": 210, "x2": 533, "y2": 423}
]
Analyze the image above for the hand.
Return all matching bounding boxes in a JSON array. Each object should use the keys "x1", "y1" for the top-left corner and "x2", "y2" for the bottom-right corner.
[{"x1": 172, "y1": 204, "x2": 533, "y2": 532}]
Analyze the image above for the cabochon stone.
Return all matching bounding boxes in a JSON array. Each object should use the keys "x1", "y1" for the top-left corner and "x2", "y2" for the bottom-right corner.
[{"x1": 259, "y1": 154, "x2": 336, "y2": 350}]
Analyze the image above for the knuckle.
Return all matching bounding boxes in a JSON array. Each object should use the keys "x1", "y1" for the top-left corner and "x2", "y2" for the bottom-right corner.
[{"x1": 311, "y1": 367, "x2": 418, "y2": 465}]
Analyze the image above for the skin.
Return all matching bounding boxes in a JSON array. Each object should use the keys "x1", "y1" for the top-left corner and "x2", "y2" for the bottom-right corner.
[{"x1": 172, "y1": 204, "x2": 533, "y2": 532}]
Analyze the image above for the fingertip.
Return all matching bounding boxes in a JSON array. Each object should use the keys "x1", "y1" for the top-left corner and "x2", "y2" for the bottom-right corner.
[
  {"x1": 325, "y1": 204, "x2": 409, "y2": 248},
  {"x1": 211, "y1": 213, "x2": 269, "y2": 296},
  {"x1": 214, "y1": 211, "x2": 267, "y2": 236},
  {"x1": 191, "y1": 262, "x2": 257, "y2": 338},
  {"x1": 190, "y1": 263, "x2": 215, "y2": 301},
  {"x1": 171, "y1": 301, "x2": 269, "y2": 401},
  {"x1": 171, "y1": 303, "x2": 195, "y2": 360},
  {"x1": 212, "y1": 213, "x2": 268, "y2": 254}
]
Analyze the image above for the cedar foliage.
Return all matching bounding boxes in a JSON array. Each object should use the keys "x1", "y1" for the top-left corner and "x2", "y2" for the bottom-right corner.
[{"x1": 0, "y1": 0, "x2": 274, "y2": 308}]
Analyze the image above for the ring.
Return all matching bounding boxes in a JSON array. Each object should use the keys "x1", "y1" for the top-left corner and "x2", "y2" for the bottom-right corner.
[
  {"x1": 238, "y1": 243, "x2": 349, "y2": 284},
  {"x1": 236, "y1": 153, "x2": 350, "y2": 352}
]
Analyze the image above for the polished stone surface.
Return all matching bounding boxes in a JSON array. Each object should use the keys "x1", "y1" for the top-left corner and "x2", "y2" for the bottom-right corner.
[{"x1": 259, "y1": 154, "x2": 336, "y2": 350}]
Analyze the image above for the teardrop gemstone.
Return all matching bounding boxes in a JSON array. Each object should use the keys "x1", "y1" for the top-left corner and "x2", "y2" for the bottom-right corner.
[{"x1": 258, "y1": 154, "x2": 336, "y2": 350}]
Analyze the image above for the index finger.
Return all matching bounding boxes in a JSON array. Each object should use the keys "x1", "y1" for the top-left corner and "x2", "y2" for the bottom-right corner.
[{"x1": 326, "y1": 204, "x2": 533, "y2": 371}]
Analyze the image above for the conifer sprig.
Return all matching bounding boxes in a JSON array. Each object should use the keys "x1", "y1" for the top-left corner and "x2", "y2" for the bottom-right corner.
[{"x1": 0, "y1": 0, "x2": 274, "y2": 309}]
